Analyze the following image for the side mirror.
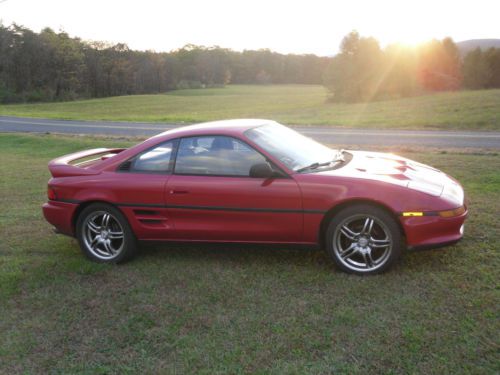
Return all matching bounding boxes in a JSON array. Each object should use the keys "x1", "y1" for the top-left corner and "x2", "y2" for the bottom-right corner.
[{"x1": 249, "y1": 162, "x2": 274, "y2": 178}]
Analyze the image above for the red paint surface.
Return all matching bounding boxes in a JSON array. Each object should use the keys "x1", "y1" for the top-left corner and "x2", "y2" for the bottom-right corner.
[{"x1": 42, "y1": 121, "x2": 467, "y2": 248}]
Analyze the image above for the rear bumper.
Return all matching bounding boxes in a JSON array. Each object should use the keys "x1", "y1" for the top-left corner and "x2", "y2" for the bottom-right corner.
[
  {"x1": 400, "y1": 209, "x2": 467, "y2": 249},
  {"x1": 42, "y1": 200, "x2": 78, "y2": 236}
]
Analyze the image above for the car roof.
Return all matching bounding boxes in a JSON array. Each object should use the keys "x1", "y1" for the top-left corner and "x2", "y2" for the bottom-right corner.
[{"x1": 150, "y1": 119, "x2": 277, "y2": 141}]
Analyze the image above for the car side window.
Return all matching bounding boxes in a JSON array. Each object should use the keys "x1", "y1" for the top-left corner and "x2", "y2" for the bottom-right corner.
[
  {"x1": 174, "y1": 136, "x2": 266, "y2": 176},
  {"x1": 131, "y1": 140, "x2": 176, "y2": 173}
]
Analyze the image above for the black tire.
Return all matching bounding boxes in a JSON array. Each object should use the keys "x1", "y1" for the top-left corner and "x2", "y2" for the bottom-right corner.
[
  {"x1": 325, "y1": 204, "x2": 403, "y2": 275},
  {"x1": 76, "y1": 203, "x2": 137, "y2": 263}
]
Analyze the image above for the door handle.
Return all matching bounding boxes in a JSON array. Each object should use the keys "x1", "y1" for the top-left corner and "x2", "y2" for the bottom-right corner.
[{"x1": 169, "y1": 189, "x2": 189, "y2": 194}]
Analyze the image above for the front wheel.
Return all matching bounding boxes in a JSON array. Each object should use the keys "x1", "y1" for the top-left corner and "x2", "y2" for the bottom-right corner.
[
  {"x1": 326, "y1": 205, "x2": 403, "y2": 275},
  {"x1": 76, "y1": 203, "x2": 137, "y2": 263}
]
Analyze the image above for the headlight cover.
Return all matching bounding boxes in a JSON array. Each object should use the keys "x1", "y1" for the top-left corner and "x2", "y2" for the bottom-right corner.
[
  {"x1": 407, "y1": 181, "x2": 443, "y2": 196},
  {"x1": 441, "y1": 182, "x2": 465, "y2": 206}
]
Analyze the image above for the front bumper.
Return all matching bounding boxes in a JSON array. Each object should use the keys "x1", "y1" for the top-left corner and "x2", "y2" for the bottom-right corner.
[
  {"x1": 400, "y1": 208, "x2": 467, "y2": 249},
  {"x1": 408, "y1": 237, "x2": 462, "y2": 251},
  {"x1": 42, "y1": 200, "x2": 78, "y2": 236}
]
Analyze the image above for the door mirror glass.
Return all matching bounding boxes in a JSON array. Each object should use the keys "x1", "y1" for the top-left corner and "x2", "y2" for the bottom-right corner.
[{"x1": 249, "y1": 162, "x2": 274, "y2": 178}]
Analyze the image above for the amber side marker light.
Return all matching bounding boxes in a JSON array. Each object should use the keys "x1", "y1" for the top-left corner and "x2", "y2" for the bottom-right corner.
[{"x1": 402, "y1": 212, "x2": 423, "y2": 217}]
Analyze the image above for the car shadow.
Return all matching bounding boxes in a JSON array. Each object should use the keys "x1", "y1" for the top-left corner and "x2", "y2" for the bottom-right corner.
[
  {"x1": 135, "y1": 241, "x2": 334, "y2": 269},
  {"x1": 129, "y1": 241, "x2": 457, "y2": 275}
]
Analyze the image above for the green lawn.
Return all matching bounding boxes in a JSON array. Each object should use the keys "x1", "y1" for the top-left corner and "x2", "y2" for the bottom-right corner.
[
  {"x1": 1, "y1": 85, "x2": 500, "y2": 130},
  {"x1": 0, "y1": 133, "x2": 498, "y2": 373}
]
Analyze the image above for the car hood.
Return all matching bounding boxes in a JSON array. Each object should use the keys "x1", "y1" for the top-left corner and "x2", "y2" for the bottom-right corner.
[{"x1": 317, "y1": 151, "x2": 464, "y2": 205}]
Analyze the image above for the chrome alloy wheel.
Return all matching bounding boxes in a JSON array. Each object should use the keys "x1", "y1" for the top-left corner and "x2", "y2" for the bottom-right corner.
[
  {"x1": 83, "y1": 211, "x2": 125, "y2": 260},
  {"x1": 332, "y1": 214, "x2": 393, "y2": 273}
]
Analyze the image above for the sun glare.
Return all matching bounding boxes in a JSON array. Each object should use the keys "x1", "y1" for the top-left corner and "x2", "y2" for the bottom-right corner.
[{"x1": 0, "y1": 0, "x2": 499, "y2": 55}]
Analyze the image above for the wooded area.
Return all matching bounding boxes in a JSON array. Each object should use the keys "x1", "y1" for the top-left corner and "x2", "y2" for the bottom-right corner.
[
  {"x1": 0, "y1": 24, "x2": 329, "y2": 102},
  {"x1": 1, "y1": 24, "x2": 499, "y2": 103}
]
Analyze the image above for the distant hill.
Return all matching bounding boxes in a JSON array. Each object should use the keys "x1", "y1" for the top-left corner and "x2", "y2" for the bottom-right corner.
[{"x1": 456, "y1": 39, "x2": 500, "y2": 55}]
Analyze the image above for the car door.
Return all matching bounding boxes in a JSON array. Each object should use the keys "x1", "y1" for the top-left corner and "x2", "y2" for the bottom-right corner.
[{"x1": 165, "y1": 135, "x2": 303, "y2": 242}]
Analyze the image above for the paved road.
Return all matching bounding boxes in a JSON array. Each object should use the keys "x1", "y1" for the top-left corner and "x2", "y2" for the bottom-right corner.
[{"x1": 1, "y1": 115, "x2": 499, "y2": 149}]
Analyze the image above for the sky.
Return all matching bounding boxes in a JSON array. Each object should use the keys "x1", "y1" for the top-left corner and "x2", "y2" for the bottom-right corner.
[{"x1": 0, "y1": 0, "x2": 499, "y2": 55}]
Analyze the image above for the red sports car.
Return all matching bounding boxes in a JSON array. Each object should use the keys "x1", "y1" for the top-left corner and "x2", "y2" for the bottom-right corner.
[{"x1": 43, "y1": 120, "x2": 467, "y2": 274}]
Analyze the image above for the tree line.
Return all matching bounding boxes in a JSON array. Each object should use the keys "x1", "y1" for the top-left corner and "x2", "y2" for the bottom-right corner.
[
  {"x1": 0, "y1": 24, "x2": 329, "y2": 102},
  {"x1": 1, "y1": 24, "x2": 499, "y2": 103},
  {"x1": 323, "y1": 31, "x2": 500, "y2": 101}
]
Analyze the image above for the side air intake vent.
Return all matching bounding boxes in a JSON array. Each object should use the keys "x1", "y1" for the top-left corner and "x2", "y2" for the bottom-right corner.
[{"x1": 118, "y1": 160, "x2": 132, "y2": 172}]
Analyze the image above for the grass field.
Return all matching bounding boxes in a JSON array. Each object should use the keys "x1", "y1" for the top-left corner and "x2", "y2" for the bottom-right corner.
[
  {"x1": 0, "y1": 133, "x2": 498, "y2": 373},
  {"x1": 1, "y1": 85, "x2": 500, "y2": 130}
]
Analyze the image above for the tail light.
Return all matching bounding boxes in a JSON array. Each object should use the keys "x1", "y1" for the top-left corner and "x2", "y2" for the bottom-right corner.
[{"x1": 47, "y1": 187, "x2": 57, "y2": 200}]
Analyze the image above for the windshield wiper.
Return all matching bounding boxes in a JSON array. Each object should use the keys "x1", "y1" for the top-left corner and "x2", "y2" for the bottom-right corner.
[
  {"x1": 296, "y1": 150, "x2": 347, "y2": 173},
  {"x1": 296, "y1": 161, "x2": 333, "y2": 173}
]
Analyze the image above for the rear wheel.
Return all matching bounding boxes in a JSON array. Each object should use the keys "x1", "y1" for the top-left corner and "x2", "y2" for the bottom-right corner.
[
  {"x1": 76, "y1": 203, "x2": 136, "y2": 263},
  {"x1": 326, "y1": 205, "x2": 403, "y2": 275}
]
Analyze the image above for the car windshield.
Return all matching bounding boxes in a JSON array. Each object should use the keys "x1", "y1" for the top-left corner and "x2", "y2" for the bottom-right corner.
[{"x1": 245, "y1": 123, "x2": 337, "y2": 172}]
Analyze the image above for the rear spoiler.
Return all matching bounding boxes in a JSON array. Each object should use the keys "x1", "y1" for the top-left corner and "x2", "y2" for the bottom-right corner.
[{"x1": 48, "y1": 148, "x2": 126, "y2": 177}]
